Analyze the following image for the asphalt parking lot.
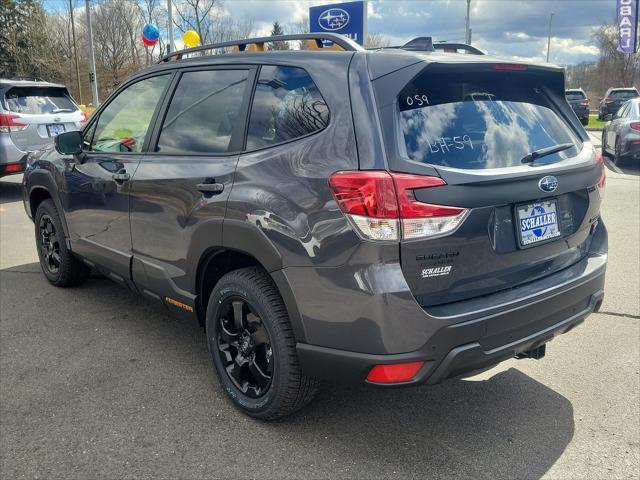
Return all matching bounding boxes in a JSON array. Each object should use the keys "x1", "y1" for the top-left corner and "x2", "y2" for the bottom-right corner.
[{"x1": 1, "y1": 143, "x2": 638, "y2": 479}]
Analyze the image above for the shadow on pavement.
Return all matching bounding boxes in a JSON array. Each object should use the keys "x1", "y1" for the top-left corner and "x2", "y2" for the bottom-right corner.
[
  {"x1": 1, "y1": 263, "x2": 574, "y2": 479},
  {"x1": 0, "y1": 178, "x2": 23, "y2": 205}
]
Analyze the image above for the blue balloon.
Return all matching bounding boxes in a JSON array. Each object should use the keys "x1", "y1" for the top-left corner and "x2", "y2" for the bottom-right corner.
[{"x1": 143, "y1": 24, "x2": 160, "y2": 41}]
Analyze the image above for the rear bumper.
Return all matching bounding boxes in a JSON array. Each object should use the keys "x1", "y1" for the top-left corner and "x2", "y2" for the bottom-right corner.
[
  {"x1": 0, "y1": 134, "x2": 27, "y2": 175},
  {"x1": 296, "y1": 224, "x2": 607, "y2": 386}
]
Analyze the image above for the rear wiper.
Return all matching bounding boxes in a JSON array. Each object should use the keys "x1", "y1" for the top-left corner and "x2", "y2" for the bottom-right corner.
[
  {"x1": 52, "y1": 108, "x2": 73, "y2": 113},
  {"x1": 521, "y1": 143, "x2": 574, "y2": 164}
]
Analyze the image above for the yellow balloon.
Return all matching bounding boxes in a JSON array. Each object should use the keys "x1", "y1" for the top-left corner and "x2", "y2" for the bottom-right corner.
[{"x1": 183, "y1": 30, "x2": 200, "y2": 48}]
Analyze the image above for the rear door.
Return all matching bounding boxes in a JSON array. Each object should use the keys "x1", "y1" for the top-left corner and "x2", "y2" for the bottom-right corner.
[
  {"x1": 128, "y1": 66, "x2": 255, "y2": 308},
  {"x1": 2, "y1": 85, "x2": 84, "y2": 151},
  {"x1": 373, "y1": 62, "x2": 603, "y2": 306}
]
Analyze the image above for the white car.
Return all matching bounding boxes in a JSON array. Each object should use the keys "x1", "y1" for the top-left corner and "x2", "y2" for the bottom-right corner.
[{"x1": 0, "y1": 79, "x2": 87, "y2": 177}]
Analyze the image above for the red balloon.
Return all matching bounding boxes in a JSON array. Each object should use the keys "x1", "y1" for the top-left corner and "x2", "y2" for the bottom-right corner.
[{"x1": 141, "y1": 34, "x2": 158, "y2": 47}]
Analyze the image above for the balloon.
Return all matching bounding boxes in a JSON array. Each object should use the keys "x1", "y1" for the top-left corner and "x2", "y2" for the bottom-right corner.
[
  {"x1": 142, "y1": 23, "x2": 160, "y2": 41},
  {"x1": 142, "y1": 34, "x2": 158, "y2": 47},
  {"x1": 183, "y1": 30, "x2": 200, "y2": 48}
]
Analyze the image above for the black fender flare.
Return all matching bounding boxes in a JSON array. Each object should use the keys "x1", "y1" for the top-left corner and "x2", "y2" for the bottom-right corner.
[{"x1": 26, "y1": 169, "x2": 72, "y2": 248}]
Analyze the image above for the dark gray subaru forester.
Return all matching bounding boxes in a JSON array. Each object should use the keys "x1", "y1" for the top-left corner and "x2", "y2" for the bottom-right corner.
[{"x1": 22, "y1": 34, "x2": 607, "y2": 419}]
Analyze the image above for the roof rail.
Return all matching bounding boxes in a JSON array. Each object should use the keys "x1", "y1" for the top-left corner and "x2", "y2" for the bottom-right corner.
[
  {"x1": 433, "y1": 42, "x2": 485, "y2": 55},
  {"x1": 159, "y1": 33, "x2": 363, "y2": 63}
]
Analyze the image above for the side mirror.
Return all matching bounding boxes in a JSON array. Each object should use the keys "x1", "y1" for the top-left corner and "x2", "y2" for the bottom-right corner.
[
  {"x1": 605, "y1": 114, "x2": 613, "y2": 121},
  {"x1": 55, "y1": 130, "x2": 83, "y2": 155}
]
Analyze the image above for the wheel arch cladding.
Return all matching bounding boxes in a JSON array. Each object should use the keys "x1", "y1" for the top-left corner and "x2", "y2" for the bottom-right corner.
[{"x1": 194, "y1": 247, "x2": 307, "y2": 342}]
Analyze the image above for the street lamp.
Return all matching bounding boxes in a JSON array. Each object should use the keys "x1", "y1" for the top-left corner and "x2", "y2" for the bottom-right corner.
[{"x1": 546, "y1": 12, "x2": 555, "y2": 62}]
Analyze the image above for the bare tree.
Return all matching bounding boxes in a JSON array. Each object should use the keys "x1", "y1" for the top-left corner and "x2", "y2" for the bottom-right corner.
[
  {"x1": 592, "y1": 23, "x2": 640, "y2": 94},
  {"x1": 173, "y1": 0, "x2": 218, "y2": 44},
  {"x1": 91, "y1": 0, "x2": 143, "y2": 93},
  {"x1": 366, "y1": 32, "x2": 392, "y2": 49}
]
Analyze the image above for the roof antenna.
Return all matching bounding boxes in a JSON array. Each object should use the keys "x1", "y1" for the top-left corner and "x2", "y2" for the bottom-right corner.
[{"x1": 401, "y1": 37, "x2": 435, "y2": 52}]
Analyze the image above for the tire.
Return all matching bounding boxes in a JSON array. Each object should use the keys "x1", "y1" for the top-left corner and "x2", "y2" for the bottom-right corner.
[
  {"x1": 581, "y1": 117, "x2": 589, "y2": 126},
  {"x1": 614, "y1": 137, "x2": 624, "y2": 166},
  {"x1": 34, "y1": 199, "x2": 90, "y2": 287},
  {"x1": 205, "y1": 267, "x2": 318, "y2": 420}
]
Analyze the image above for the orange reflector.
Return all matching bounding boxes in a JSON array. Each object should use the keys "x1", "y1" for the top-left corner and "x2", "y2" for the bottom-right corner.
[{"x1": 366, "y1": 361, "x2": 425, "y2": 384}]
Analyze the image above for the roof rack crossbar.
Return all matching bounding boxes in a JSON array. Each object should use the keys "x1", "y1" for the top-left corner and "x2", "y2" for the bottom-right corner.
[
  {"x1": 433, "y1": 42, "x2": 485, "y2": 55},
  {"x1": 159, "y1": 33, "x2": 363, "y2": 63}
]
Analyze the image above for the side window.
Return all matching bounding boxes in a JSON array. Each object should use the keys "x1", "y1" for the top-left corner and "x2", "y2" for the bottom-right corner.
[
  {"x1": 90, "y1": 75, "x2": 169, "y2": 153},
  {"x1": 156, "y1": 69, "x2": 249, "y2": 154},
  {"x1": 246, "y1": 66, "x2": 329, "y2": 150},
  {"x1": 616, "y1": 103, "x2": 630, "y2": 119}
]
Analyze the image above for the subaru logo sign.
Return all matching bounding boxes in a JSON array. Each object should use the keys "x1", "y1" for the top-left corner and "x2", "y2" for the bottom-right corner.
[
  {"x1": 538, "y1": 176, "x2": 559, "y2": 193},
  {"x1": 318, "y1": 8, "x2": 350, "y2": 31}
]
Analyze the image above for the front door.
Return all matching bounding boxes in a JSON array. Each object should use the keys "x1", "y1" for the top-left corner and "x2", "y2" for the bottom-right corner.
[
  {"x1": 128, "y1": 67, "x2": 254, "y2": 308},
  {"x1": 63, "y1": 74, "x2": 171, "y2": 283}
]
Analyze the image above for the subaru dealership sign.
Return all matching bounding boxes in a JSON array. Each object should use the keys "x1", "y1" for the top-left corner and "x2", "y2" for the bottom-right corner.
[
  {"x1": 617, "y1": 0, "x2": 639, "y2": 53},
  {"x1": 309, "y1": 1, "x2": 367, "y2": 46}
]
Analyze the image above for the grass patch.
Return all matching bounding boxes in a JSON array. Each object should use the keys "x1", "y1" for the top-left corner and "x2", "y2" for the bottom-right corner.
[{"x1": 587, "y1": 114, "x2": 607, "y2": 130}]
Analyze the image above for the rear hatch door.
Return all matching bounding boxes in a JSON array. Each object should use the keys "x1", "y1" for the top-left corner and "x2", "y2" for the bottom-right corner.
[
  {"x1": 1, "y1": 84, "x2": 83, "y2": 151},
  {"x1": 372, "y1": 60, "x2": 603, "y2": 306}
]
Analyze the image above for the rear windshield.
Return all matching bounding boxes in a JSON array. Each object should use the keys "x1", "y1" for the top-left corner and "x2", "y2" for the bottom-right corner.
[
  {"x1": 565, "y1": 91, "x2": 585, "y2": 100},
  {"x1": 3, "y1": 86, "x2": 77, "y2": 115},
  {"x1": 398, "y1": 69, "x2": 581, "y2": 169},
  {"x1": 610, "y1": 90, "x2": 638, "y2": 99}
]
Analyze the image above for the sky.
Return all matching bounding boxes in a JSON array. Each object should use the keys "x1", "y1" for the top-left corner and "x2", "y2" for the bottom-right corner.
[
  {"x1": 222, "y1": 0, "x2": 619, "y2": 65},
  {"x1": 44, "y1": 0, "x2": 622, "y2": 65}
]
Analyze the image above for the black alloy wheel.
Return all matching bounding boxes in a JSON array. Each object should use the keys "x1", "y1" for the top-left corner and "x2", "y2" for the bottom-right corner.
[
  {"x1": 38, "y1": 214, "x2": 61, "y2": 275},
  {"x1": 206, "y1": 267, "x2": 318, "y2": 419},
  {"x1": 216, "y1": 296, "x2": 273, "y2": 398}
]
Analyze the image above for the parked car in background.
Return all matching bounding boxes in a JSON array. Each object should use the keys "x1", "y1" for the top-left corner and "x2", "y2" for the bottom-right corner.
[
  {"x1": 602, "y1": 98, "x2": 640, "y2": 165},
  {"x1": 0, "y1": 79, "x2": 87, "y2": 177},
  {"x1": 22, "y1": 33, "x2": 607, "y2": 420},
  {"x1": 598, "y1": 87, "x2": 639, "y2": 120},
  {"x1": 565, "y1": 88, "x2": 590, "y2": 126}
]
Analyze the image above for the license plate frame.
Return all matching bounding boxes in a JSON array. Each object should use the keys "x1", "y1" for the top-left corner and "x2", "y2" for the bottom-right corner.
[
  {"x1": 516, "y1": 199, "x2": 562, "y2": 248},
  {"x1": 46, "y1": 124, "x2": 65, "y2": 137}
]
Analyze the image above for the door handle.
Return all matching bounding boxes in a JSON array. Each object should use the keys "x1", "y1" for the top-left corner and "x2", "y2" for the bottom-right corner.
[
  {"x1": 197, "y1": 182, "x2": 224, "y2": 194},
  {"x1": 112, "y1": 170, "x2": 130, "y2": 182}
]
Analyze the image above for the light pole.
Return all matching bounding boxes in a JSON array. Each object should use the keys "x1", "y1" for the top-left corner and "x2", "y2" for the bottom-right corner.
[
  {"x1": 546, "y1": 12, "x2": 555, "y2": 62},
  {"x1": 85, "y1": 0, "x2": 99, "y2": 106},
  {"x1": 167, "y1": 0, "x2": 174, "y2": 53},
  {"x1": 465, "y1": 0, "x2": 471, "y2": 44},
  {"x1": 69, "y1": 0, "x2": 82, "y2": 104}
]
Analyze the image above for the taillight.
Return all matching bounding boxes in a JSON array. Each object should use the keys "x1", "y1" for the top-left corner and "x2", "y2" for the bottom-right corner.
[
  {"x1": 80, "y1": 111, "x2": 89, "y2": 124},
  {"x1": 580, "y1": 98, "x2": 589, "y2": 105},
  {"x1": 603, "y1": 97, "x2": 613, "y2": 103},
  {"x1": 328, "y1": 171, "x2": 468, "y2": 241},
  {"x1": 630, "y1": 122, "x2": 640, "y2": 132},
  {"x1": 0, "y1": 113, "x2": 27, "y2": 133},
  {"x1": 596, "y1": 149, "x2": 606, "y2": 191}
]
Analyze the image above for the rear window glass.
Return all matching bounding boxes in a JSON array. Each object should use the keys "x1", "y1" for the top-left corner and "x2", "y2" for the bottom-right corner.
[
  {"x1": 4, "y1": 87, "x2": 76, "y2": 115},
  {"x1": 565, "y1": 91, "x2": 585, "y2": 100},
  {"x1": 246, "y1": 66, "x2": 329, "y2": 150},
  {"x1": 398, "y1": 70, "x2": 580, "y2": 169},
  {"x1": 610, "y1": 90, "x2": 638, "y2": 99}
]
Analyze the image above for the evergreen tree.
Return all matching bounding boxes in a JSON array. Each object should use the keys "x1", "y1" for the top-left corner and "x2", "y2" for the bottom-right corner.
[{"x1": 270, "y1": 21, "x2": 289, "y2": 50}]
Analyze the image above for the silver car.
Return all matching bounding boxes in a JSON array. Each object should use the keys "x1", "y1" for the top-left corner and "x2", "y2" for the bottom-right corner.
[
  {"x1": 0, "y1": 79, "x2": 87, "y2": 177},
  {"x1": 602, "y1": 98, "x2": 640, "y2": 166}
]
